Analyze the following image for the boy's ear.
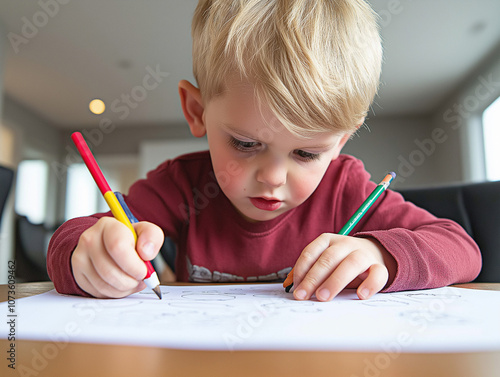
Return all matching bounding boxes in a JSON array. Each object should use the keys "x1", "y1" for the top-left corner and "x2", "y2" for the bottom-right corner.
[{"x1": 178, "y1": 80, "x2": 206, "y2": 137}]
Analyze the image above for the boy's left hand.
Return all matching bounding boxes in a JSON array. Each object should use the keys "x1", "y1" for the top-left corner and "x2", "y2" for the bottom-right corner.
[{"x1": 291, "y1": 233, "x2": 396, "y2": 301}]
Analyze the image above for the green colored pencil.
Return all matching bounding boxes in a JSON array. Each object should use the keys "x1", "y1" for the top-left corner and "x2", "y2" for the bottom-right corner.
[{"x1": 284, "y1": 172, "x2": 396, "y2": 292}]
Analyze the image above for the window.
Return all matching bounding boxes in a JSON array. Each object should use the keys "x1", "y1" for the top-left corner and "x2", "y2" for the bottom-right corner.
[
  {"x1": 482, "y1": 96, "x2": 500, "y2": 181},
  {"x1": 64, "y1": 163, "x2": 109, "y2": 221},
  {"x1": 15, "y1": 160, "x2": 49, "y2": 224},
  {"x1": 64, "y1": 157, "x2": 137, "y2": 221}
]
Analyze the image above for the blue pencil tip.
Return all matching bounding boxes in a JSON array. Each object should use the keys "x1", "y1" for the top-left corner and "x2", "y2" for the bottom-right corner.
[{"x1": 389, "y1": 172, "x2": 396, "y2": 179}]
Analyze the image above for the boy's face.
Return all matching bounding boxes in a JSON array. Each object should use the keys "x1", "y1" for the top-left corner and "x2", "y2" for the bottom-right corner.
[{"x1": 181, "y1": 79, "x2": 350, "y2": 223}]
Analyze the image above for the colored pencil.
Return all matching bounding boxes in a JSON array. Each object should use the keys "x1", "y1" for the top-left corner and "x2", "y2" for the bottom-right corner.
[
  {"x1": 283, "y1": 172, "x2": 396, "y2": 292},
  {"x1": 71, "y1": 132, "x2": 162, "y2": 299}
]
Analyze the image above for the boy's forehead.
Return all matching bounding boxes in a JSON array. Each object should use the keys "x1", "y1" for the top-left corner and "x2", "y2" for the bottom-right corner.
[{"x1": 212, "y1": 75, "x2": 349, "y2": 141}]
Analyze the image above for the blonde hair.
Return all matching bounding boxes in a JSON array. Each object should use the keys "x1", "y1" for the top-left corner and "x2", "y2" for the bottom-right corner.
[{"x1": 192, "y1": 0, "x2": 382, "y2": 135}]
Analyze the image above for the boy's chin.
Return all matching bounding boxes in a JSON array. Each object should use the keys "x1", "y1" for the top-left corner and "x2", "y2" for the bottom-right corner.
[{"x1": 236, "y1": 207, "x2": 287, "y2": 223}]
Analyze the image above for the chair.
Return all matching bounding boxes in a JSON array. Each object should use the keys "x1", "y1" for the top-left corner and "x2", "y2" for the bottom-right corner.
[
  {"x1": 0, "y1": 166, "x2": 15, "y2": 227},
  {"x1": 15, "y1": 215, "x2": 51, "y2": 281},
  {"x1": 398, "y1": 180, "x2": 500, "y2": 283}
]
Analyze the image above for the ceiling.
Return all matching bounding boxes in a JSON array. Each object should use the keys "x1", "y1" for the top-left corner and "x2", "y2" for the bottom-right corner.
[{"x1": 1, "y1": 0, "x2": 500, "y2": 129}]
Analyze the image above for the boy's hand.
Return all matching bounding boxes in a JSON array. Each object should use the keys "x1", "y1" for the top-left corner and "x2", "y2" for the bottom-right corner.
[
  {"x1": 292, "y1": 233, "x2": 396, "y2": 302},
  {"x1": 71, "y1": 217, "x2": 164, "y2": 298}
]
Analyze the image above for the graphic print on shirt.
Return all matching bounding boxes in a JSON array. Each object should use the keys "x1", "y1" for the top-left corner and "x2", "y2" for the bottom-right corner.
[{"x1": 186, "y1": 256, "x2": 292, "y2": 283}]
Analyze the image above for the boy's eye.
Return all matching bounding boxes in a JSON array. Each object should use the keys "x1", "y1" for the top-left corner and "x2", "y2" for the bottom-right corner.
[
  {"x1": 295, "y1": 150, "x2": 320, "y2": 161},
  {"x1": 228, "y1": 136, "x2": 260, "y2": 152}
]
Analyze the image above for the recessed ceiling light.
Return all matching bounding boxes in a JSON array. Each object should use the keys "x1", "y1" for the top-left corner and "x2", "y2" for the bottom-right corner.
[{"x1": 89, "y1": 99, "x2": 105, "y2": 115}]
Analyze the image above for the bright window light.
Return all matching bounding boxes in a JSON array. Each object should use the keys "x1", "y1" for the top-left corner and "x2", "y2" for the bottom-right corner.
[
  {"x1": 65, "y1": 163, "x2": 113, "y2": 220},
  {"x1": 15, "y1": 160, "x2": 49, "y2": 224},
  {"x1": 65, "y1": 164, "x2": 99, "y2": 220},
  {"x1": 482, "y1": 96, "x2": 500, "y2": 181}
]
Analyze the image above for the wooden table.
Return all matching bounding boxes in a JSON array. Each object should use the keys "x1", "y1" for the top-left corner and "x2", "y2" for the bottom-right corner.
[{"x1": 1, "y1": 282, "x2": 499, "y2": 377}]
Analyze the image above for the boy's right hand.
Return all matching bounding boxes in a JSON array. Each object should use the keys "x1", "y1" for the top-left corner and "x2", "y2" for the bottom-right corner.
[{"x1": 71, "y1": 217, "x2": 164, "y2": 298}]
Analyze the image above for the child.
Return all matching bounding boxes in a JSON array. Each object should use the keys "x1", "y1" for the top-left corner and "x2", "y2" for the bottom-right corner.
[{"x1": 47, "y1": 0, "x2": 481, "y2": 301}]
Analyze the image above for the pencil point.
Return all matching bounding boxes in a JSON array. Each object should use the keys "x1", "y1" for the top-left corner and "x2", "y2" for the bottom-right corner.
[
  {"x1": 285, "y1": 283, "x2": 293, "y2": 293},
  {"x1": 153, "y1": 286, "x2": 162, "y2": 299}
]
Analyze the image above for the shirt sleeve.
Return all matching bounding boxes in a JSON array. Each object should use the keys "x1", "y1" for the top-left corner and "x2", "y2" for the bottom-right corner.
[
  {"x1": 47, "y1": 216, "x2": 99, "y2": 296},
  {"x1": 334, "y1": 158, "x2": 482, "y2": 292}
]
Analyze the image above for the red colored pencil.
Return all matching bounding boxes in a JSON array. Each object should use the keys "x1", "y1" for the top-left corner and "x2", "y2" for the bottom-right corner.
[{"x1": 72, "y1": 132, "x2": 162, "y2": 299}]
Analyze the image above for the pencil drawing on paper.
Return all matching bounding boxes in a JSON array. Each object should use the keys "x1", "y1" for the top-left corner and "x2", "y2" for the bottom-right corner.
[
  {"x1": 1, "y1": 283, "x2": 499, "y2": 353},
  {"x1": 398, "y1": 309, "x2": 472, "y2": 325},
  {"x1": 180, "y1": 291, "x2": 238, "y2": 301},
  {"x1": 72, "y1": 300, "x2": 144, "y2": 310},
  {"x1": 63, "y1": 284, "x2": 476, "y2": 332},
  {"x1": 361, "y1": 298, "x2": 411, "y2": 307}
]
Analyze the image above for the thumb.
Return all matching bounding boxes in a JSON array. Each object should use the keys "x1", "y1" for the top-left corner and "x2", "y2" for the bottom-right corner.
[{"x1": 133, "y1": 221, "x2": 164, "y2": 261}]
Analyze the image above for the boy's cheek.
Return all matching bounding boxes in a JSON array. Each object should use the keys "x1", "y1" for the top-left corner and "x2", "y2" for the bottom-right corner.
[
  {"x1": 214, "y1": 167, "x2": 247, "y2": 201},
  {"x1": 291, "y1": 173, "x2": 324, "y2": 202},
  {"x1": 214, "y1": 157, "x2": 251, "y2": 191}
]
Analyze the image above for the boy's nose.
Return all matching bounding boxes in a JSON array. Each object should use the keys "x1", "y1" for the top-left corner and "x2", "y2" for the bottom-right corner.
[{"x1": 256, "y1": 156, "x2": 287, "y2": 188}]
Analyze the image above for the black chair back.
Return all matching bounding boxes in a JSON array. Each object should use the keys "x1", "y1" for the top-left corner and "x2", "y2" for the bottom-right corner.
[
  {"x1": 15, "y1": 215, "x2": 51, "y2": 281},
  {"x1": 0, "y1": 166, "x2": 15, "y2": 227},
  {"x1": 398, "y1": 181, "x2": 500, "y2": 283}
]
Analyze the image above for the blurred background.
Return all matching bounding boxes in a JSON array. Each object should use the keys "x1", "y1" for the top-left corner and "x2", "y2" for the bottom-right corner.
[{"x1": 0, "y1": 0, "x2": 499, "y2": 283}]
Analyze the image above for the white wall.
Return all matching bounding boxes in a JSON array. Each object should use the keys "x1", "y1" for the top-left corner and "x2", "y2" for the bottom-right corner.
[
  {"x1": 345, "y1": 47, "x2": 500, "y2": 190},
  {"x1": 432, "y1": 47, "x2": 500, "y2": 183},
  {"x1": 139, "y1": 138, "x2": 209, "y2": 178},
  {"x1": 343, "y1": 115, "x2": 451, "y2": 189}
]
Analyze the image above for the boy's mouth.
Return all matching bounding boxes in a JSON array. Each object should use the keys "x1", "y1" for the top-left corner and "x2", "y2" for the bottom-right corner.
[{"x1": 250, "y1": 197, "x2": 283, "y2": 211}]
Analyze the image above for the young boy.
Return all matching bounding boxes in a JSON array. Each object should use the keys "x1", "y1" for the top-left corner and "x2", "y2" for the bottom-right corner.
[{"x1": 47, "y1": 0, "x2": 481, "y2": 301}]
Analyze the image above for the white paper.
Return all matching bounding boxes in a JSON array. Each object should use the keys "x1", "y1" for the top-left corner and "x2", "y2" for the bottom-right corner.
[{"x1": 2, "y1": 284, "x2": 500, "y2": 352}]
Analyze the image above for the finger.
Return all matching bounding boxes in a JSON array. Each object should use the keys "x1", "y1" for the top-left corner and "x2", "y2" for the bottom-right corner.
[
  {"x1": 73, "y1": 252, "x2": 140, "y2": 299},
  {"x1": 71, "y1": 242, "x2": 103, "y2": 297},
  {"x1": 134, "y1": 222, "x2": 165, "y2": 261},
  {"x1": 293, "y1": 233, "x2": 336, "y2": 289},
  {"x1": 293, "y1": 246, "x2": 347, "y2": 301},
  {"x1": 82, "y1": 266, "x2": 142, "y2": 299},
  {"x1": 315, "y1": 251, "x2": 373, "y2": 301},
  {"x1": 356, "y1": 264, "x2": 389, "y2": 300},
  {"x1": 72, "y1": 254, "x2": 102, "y2": 297},
  {"x1": 102, "y1": 221, "x2": 147, "y2": 281},
  {"x1": 77, "y1": 271, "x2": 108, "y2": 298},
  {"x1": 132, "y1": 281, "x2": 148, "y2": 294},
  {"x1": 91, "y1": 245, "x2": 146, "y2": 293}
]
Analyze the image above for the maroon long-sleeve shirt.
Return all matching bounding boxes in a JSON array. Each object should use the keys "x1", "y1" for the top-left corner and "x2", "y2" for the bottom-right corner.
[{"x1": 47, "y1": 152, "x2": 481, "y2": 296}]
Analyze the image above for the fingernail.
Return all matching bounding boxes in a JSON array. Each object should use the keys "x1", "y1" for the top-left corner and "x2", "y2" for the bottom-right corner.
[
  {"x1": 295, "y1": 289, "x2": 307, "y2": 300},
  {"x1": 142, "y1": 242, "x2": 155, "y2": 259},
  {"x1": 318, "y1": 288, "x2": 330, "y2": 301},
  {"x1": 360, "y1": 288, "x2": 370, "y2": 299}
]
